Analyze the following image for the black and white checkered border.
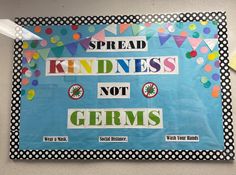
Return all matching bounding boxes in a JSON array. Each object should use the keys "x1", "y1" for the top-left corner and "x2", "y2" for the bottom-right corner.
[{"x1": 10, "y1": 12, "x2": 234, "y2": 160}]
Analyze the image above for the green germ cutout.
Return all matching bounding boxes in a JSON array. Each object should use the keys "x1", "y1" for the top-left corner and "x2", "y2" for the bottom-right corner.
[
  {"x1": 73, "y1": 88, "x2": 81, "y2": 96},
  {"x1": 145, "y1": 85, "x2": 155, "y2": 95}
]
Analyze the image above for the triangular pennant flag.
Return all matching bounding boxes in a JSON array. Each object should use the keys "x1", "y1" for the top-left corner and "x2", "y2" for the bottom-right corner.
[
  {"x1": 158, "y1": 33, "x2": 171, "y2": 45},
  {"x1": 38, "y1": 48, "x2": 50, "y2": 60},
  {"x1": 65, "y1": 42, "x2": 78, "y2": 56},
  {"x1": 173, "y1": 35, "x2": 187, "y2": 48},
  {"x1": 204, "y1": 38, "x2": 218, "y2": 51},
  {"x1": 79, "y1": 37, "x2": 92, "y2": 50},
  {"x1": 146, "y1": 30, "x2": 156, "y2": 40},
  {"x1": 92, "y1": 30, "x2": 105, "y2": 42},
  {"x1": 31, "y1": 40, "x2": 39, "y2": 48},
  {"x1": 188, "y1": 37, "x2": 202, "y2": 50},
  {"x1": 51, "y1": 46, "x2": 64, "y2": 57},
  {"x1": 131, "y1": 24, "x2": 145, "y2": 36},
  {"x1": 24, "y1": 50, "x2": 35, "y2": 63},
  {"x1": 120, "y1": 23, "x2": 131, "y2": 33},
  {"x1": 105, "y1": 24, "x2": 117, "y2": 35}
]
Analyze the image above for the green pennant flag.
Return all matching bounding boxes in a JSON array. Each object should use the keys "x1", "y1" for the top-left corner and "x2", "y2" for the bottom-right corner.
[
  {"x1": 51, "y1": 46, "x2": 64, "y2": 57},
  {"x1": 132, "y1": 24, "x2": 144, "y2": 36},
  {"x1": 38, "y1": 48, "x2": 50, "y2": 60},
  {"x1": 146, "y1": 30, "x2": 156, "y2": 40}
]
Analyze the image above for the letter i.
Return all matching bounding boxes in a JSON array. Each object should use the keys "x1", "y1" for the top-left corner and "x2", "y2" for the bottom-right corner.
[{"x1": 68, "y1": 60, "x2": 74, "y2": 73}]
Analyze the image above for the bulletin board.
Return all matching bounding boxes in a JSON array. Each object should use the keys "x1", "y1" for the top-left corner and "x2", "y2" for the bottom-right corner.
[{"x1": 10, "y1": 12, "x2": 234, "y2": 160}]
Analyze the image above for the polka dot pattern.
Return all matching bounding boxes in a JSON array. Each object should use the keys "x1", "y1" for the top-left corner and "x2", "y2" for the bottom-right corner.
[{"x1": 10, "y1": 12, "x2": 234, "y2": 160}]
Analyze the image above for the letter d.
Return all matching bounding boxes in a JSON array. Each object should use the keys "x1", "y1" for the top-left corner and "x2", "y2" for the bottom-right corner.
[{"x1": 98, "y1": 60, "x2": 113, "y2": 73}]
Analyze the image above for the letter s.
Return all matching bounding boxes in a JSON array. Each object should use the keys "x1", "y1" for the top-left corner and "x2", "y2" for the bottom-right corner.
[
  {"x1": 164, "y1": 57, "x2": 176, "y2": 72},
  {"x1": 148, "y1": 110, "x2": 161, "y2": 126}
]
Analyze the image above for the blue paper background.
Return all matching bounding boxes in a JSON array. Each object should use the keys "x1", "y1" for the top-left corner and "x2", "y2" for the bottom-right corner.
[{"x1": 19, "y1": 22, "x2": 224, "y2": 150}]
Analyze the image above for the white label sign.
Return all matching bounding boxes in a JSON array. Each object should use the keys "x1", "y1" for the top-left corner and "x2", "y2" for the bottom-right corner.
[
  {"x1": 87, "y1": 36, "x2": 148, "y2": 52},
  {"x1": 45, "y1": 56, "x2": 179, "y2": 76},
  {"x1": 68, "y1": 108, "x2": 163, "y2": 129},
  {"x1": 165, "y1": 135, "x2": 199, "y2": 142},
  {"x1": 97, "y1": 82, "x2": 130, "y2": 99}
]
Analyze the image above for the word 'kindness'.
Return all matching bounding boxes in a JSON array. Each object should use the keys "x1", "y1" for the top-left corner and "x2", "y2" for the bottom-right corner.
[{"x1": 46, "y1": 56, "x2": 178, "y2": 76}]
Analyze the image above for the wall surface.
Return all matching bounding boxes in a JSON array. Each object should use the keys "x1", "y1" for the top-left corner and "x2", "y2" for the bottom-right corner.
[{"x1": 0, "y1": 0, "x2": 236, "y2": 175}]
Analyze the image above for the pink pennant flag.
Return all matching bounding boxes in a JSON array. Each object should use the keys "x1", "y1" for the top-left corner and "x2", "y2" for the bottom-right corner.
[
  {"x1": 24, "y1": 50, "x2": 35, "y2": 63},
  {"x1": 173, "y1": 35, "x2": 187, "y2": 48},
  {"x1": 188, "y1": 37, "x2": 202, "y2": 50},
  {"x1": 79, "y1": 37, "x2": 92, "y2": 50},
  {"x1": 120, "y1": 23, "x2": 131, "y2": 33},
  {"x1": 92, "y1": 30, "x2": 105, "y2": 42}
]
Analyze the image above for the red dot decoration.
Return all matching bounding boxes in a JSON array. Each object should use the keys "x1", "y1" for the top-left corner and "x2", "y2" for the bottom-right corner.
[
  {"x1": 22, "y1": 67, "x2": 28, "y2": 74},
  {"x1": 71, "y1": 25, "x2": 78, "y2": 30},
  {"x1": 190, "y1": 50, "x2": 197, "y2": 57},
  {"x1": 45, "y1": 28, "x2": 53, "y2": 35}
]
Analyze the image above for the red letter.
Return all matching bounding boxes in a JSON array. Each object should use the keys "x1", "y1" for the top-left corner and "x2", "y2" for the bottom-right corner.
[{"x1": 49, "y1": 60, "x2": 65, "y2": 73}]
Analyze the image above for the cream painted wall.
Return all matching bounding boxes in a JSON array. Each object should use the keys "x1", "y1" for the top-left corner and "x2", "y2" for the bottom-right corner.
[{"x1": 0, "y1": 0, "x2": 236, "y2": 174}]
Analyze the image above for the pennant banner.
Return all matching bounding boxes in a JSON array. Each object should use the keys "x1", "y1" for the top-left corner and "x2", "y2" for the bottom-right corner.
[
  {"x1": 23, "y1": 25, "x2": 218, "y2": 58},
  {"x1": 132, "y1": 24, "x2": 145, "y2": 36},
  {"x1": 65, "y1": 42, "x2": 78, "y2": 56},
  {"x1": 92, "y1": 30, "x2": 105, "y2": 42},
  {"x1": 51, "y1": 46, "x2": 64, "y2": 57},
  {"x1": 188, "y1": 37, "x2": 202, "y2": 50},
  {"x1": 204, "y1": 39, "x2": 218, "y2": 51},
  {"x1": 105, "y1": 24, "x2": 117, "y2": 35},
  {"x1": 146, "y1": 30, "x2": 156, "y2": 40},
  {"x1": 158, "y1": 33, "x2": 171, "y2": 45},
  {"x1": 37, "y1": 48, "x2": 50, "y2": 60},
  {"x1": 120, "y1": 23, "x2": 131, "y2": 33},
  {"x1": 24, "y1": 50, "x2": 35, "y2": 63},
  {"x1": 173, "y1": 35, "x2": 187, "y2": 48},
  {"x1": 79, "y1": 37, "x2": 92, "y2": 50}
]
